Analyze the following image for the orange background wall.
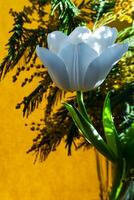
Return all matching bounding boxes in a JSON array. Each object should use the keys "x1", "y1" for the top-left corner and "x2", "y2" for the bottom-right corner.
[{"x1": 0, "y1": 1, "x2": 102, "y2": 199}]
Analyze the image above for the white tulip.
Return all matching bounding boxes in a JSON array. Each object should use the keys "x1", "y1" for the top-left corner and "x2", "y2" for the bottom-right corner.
[{"x1": 36, "y1": 26, "x2": 128, "y2": 91}]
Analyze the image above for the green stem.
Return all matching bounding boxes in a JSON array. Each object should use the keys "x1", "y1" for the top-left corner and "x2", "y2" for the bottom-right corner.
[
  {"x1": 76, "y1": 91, "x2": 91, "y2": 122},
  {"x1": 115, "y1": 164, "x2": 134, "y2": 200},
  {"x1": 110, "y1": 159, "x2": 126, "y2": 200}
]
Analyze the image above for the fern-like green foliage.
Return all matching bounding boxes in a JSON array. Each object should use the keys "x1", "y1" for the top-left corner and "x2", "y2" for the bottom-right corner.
[{"x1": 0, "y1": 0, "x2": 133, "y2": 162}]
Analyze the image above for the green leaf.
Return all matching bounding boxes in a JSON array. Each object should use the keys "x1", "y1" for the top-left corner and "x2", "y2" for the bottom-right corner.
[
  {"x1": 103, "y1": 92, "x2": 121, "y2": 158},
  {"x1": 64, "y1": 102, "x2": 117, "y2": 162},
  {"x1": 124, "y1": 123, "x2": 134, "y2": 144},
  {"x1": 123, "y1": 123, "x2": 134, "y2": 167}
]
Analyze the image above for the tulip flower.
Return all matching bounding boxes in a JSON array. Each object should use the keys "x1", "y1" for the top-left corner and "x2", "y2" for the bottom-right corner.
[{"x1": 36, "y1": 26, "x2": 128, "y2": 91}]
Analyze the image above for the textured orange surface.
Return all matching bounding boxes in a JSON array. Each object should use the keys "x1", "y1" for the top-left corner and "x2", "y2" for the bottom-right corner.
[{"x1": 0, "y1": 1, "x2": 101, "y2": 199}]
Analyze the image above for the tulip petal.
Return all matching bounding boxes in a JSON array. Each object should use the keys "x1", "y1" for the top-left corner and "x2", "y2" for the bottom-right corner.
[
  {"x1": 84, "y1": 43, "x2": 128, "y2": 90},
  {"x1": 67, "y1": 26, "x2": 92, "y2": 44},
  {"x1": 83, "y1": 62, "x2": 101, "y2": 91},
  {"x1": 87, "y1": 26, "x2": 118, "y2": 54},
  {"x1": 59, "y1": 42, "x2": 98, "y2": 90},
  {"x1": 47, "y1": 31, "x2": 67, "y2": 54},
  {"x1": 36, "y1": 46, "x2": 70, "y2": 90}
]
